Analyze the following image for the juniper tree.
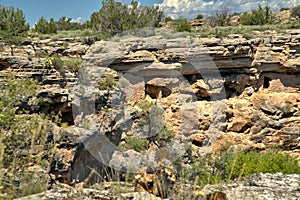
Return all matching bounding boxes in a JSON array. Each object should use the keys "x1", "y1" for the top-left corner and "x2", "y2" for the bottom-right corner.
[
  {"x1": 87, "y1": 0, "x2": 164, "y2": 36},
  {"x1": 34, "y1": 17, "x2": 58, "y2": 34},
  {"x1": 0, "y1": 5, "x2": 30, "y2": 55}
]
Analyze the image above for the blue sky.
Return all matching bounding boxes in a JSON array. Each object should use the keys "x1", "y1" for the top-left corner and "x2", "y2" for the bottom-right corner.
[{"x1": 1, "y1": 0, "x2": 300, "y2": 27}]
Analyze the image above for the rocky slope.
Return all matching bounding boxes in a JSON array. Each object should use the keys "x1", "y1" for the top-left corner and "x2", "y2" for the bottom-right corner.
[
  {"x1": 16, "y1": 173, "x2": 300, "y2": 200},
  {"x1": 0, "y1": 28, "x2": 299, "y2": 199}
]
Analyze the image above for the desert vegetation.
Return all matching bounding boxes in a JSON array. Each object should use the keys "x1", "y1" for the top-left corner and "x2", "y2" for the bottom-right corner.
[
  {"x1": 0, "y1": 75, "x2": 54, "y2": 198},
  {"x1": 240, "y1": 5, "x2": 274, "y2": 25},
  {"x1": 175, "y1": 19, "x2": 192, "y2": 32},
  {"x1": 186, "y1": 150, "x2": 300, "y2": 188}
]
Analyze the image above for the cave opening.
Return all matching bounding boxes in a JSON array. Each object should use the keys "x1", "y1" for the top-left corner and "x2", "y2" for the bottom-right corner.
[
  {"x1": 145, "y1": 84, "x2": 172, "y2": 99},
  {"x1": 161, "y1": 86, "x2": 172, "y2": 98},
  {"x1": 50, "y1": 109, "x2": 75, "y2": 127},
  {"x1": 263, "y1": 77, "x2": 272, "y2": 88},
  {"x1": 61, "y1": 111, "x2": 75, "y2": 126}
]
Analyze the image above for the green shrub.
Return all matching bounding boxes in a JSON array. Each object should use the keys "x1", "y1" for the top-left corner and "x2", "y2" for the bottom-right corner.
[
  {"x1": 51, "y1": 30, "x2": 78, "y2": 41},
  {"x1": 240, "y1": 5, "x2": 275, "y2": 25},
  {"x1": 0, "y1": 5, "x2": 29, "y2": 45},
  {"x1": 291, "y1": 5, "x2": 300, "y2": 18},
  {"x1": 56, "y1": 16, "x2": 83, "y2": 31},
  {"x1": 44, "y1": 54, "x2": 83, "y2": 73},
  {"x1": 136, "y1": 101, "x2": 154, "y2": 111},
  {"x1": 98, "y1": 74, "x2": 117, "y2": 90},
  {"x1": 34, "y1": 17, "x2": 58, "y2": 34},
  {"x1": 124, "y1": 137, "x2": 148, "y2": 152},
  {"x1": 63, "y1": 42, "x2": 69, "y2": 48},
  {"x1": 186, "y1": 150, "x2": 300, "y2": 188},
  {"x1": 49, "y1": 34, "x2": 61, "y2": 42},
  {"x1": 93, "y1": 31, "x2": 111, "y2": 41},
  {"x1": 159, "y1": 128, "x2": 175, "y2": 142},
  {"x1": 214, "y1": 27, "x2": 224, "y2": 38},
  {"x1": 195, "y1": 14, "x2": 204, "y2": 20},
  {"x1": 1, "y1": 114, "x2": 51, "y2": 199},
  {"x1": 0, "y1": 75, "x2": 53, "y2": 198},
  {"x1": 36, "y1": 51, "x2": 49, "y2": 58},
  {"x1": 136, "y1": 101, "x2": 156, "y2": 130},
  {"x1": 0, "y1": 75, "x2": 38, "y2": 130},
  {"x1": 293, "y1": 21, "x2": 300, "y2": 28},
  {"x1": 20, "y1": 172, "x2": 48, "y2": 197},
  {"x1": 64, "y1": 57, "x2": 83, "y2": 73},
  {"x1": 189, "y1": 157, "x2": 224, "y2": 188},
  {"x1": 136, "y1": 103, "x2": 174, "y2": 146},
  {"x1": 80, "y1": 29, "x2": 94, "y2": 37},
  {"x1": 88, "y1": 0, "x2": 163, "y2": 36},
  {"x1": 225, "y1": 151, "x2": 300, "y2": 179},
  {"x1": 80, "y1": 29, "x2": 111, "y2": 45},
  {"x1": 44, "y1": 54, "x2": 64, "y2": 70},
  {"x1": 38, "y1": 34, "x2": 51, "y2": 40},
  {"x1": 175, "y1": 19, "x2": 192, "y2": 32},
  {"x1": 164, "y1": 16, "x2": 173, "y2": 22}
]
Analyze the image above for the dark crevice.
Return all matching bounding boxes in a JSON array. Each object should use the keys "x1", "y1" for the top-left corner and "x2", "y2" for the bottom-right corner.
[
  {"x1": 61, "y1": 111, "x2": 75, "y2": 126},
  {"x1": 161, "y1": 86, "x2": 172, "y2": 97},
  {"x1": 132, "y1": 48, "x2": 160, "y2": 52},
  {"x1": 263, "y1": 77, "x2": 272, "y2": 88},
  {"x1": 145, "y1": 84, "x2": 172, "y2": 99}
]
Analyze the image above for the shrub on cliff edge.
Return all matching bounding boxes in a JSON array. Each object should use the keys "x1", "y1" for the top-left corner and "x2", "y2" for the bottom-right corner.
[
  {"x1": 240, "y1": 5, "x2": 275, "y2": 25},
  {"x1": 291, "y1": 5, "x2": 300, "y2": 18},
  {"x1": 0, "y1": 75, "x2": 52, "y2": 198},
  {"x1": 34, "y1": 17, "x2": 58, "y2": 34},
  {"x1": 175, "y1": 19, "x2": 192, "y2": 32},
  {"x1": 187, "y1": 150, "x2": 300, "y2": 188}
]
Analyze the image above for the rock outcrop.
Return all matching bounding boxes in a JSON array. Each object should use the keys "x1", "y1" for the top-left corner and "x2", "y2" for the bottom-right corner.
[
  {"x1": 17, "y1": 173, "x2": 300, "y2": 200},
  {"x1": 17, "y1": 188, "x2": 161, "y2": 200},
  {"x1": 203, "y1": 173, "x2": 300, "y2": 200}
]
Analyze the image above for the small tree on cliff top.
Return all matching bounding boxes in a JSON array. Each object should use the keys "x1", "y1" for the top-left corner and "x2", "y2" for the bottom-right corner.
[
  {"x1": 240, "y1": 5, "x2": 274, "y2": 25},
  {"x1": 291, "y1": 5, "x2": 300, "y2": 18},
  {"x1": 56, "y1": 16, "x2": 82, "y2": 31},
  {"x1": 0, "y1": 5, "x2": 29, "y2": 39},
  {"x1": 34, "y1": 17, "x2": 58, "y2": 34},
  {"x1": 0, "y1": 5, "x2": 30, "y2": 54}
]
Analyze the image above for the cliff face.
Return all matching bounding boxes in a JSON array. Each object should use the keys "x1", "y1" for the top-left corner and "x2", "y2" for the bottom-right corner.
[
  {"x1": 79, "y1": 29, "x2": 299, "y2": 158},
  {"x1": 1, "y1": 28, "x2": 299, "y2": 198}
]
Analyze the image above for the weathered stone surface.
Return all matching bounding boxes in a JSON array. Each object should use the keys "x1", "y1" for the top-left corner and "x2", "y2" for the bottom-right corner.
[
  {"x1": 63, "y1": 44, "x2": 89, "y2": 57},
  {"x1": 203, "y1": 173, "x2": 300, "y2": 200},
  {"x1": 191, "y1": 79, "x2": 210, "y2": 99},
  {"x1": 227, "y1": 99, "x2": 253, "y2": 132},
  {"x1": 17, "y1": 188, "x2": 161, "y2": 200},
  {"x1": 109, "y1": 150, "x2": 144, "y2": 172},
  {"x1": 17, "y1": 173, "x2": 300, "y2": 200}
]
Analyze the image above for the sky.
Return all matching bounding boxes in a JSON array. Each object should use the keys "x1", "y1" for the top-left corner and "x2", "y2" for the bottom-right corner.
[
  {"x1": 1, "y1": 0, "x2": 300, "y2": 27},
  {"x1": 158, "y1": 0, "x2": 300, "y2": 19}
]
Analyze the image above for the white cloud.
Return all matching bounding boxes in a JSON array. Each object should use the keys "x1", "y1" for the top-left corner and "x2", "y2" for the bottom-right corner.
[
  {"x1": 156, "y1": 0, "x2": 300, "y2": 19},
  {"x1": 71, "y1": 17, "x2": 84, "y2": 24}
]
